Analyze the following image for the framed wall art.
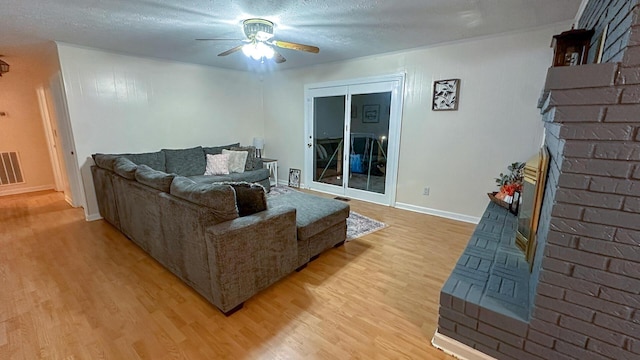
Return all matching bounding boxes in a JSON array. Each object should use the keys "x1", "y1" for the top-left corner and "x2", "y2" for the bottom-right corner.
[
  {"x1": 288, "y1": 168, "x2": 301, "y2": 188},
  {"x1": 432, "y1": 79, "x2": 460, "y2": 111},
  {"x1": 362, "y1": 104, "x2": 380, "y2": 123}
]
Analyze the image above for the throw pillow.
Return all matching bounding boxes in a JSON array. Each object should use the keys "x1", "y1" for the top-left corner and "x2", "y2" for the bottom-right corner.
[
  {"x1": 135, "y1": 164, "x2": 175, "y2": 192},
  {"x1": 316, "y1": 144, "x2": 328, "y2": 160},
  {"x1": 203, "y1": 143, "x2": 241, "y2": 156},
  {"x1": 92, "y1": 153, "x2": 118, "y2": 171},
  {"x1": 228, "y1": 182, "x2": 267, "y2": 217},
  {"x1": 123, "y1": 151, "x2": 166, "y2": 172},
  {"x1": 222, "y1": 149, "x2": 248, "y2": 173},
  {"x1": 169, "y1": 177, "x2": 239, "y2": 222},
  {"x1": 231, "y1": 146, "x2": 258, "y2": 171},
  {"x1": 204, "y1": 153, "x2": 230, "y2": 175},
  {"x1": 113, "y1": 157, "x2": 138, "y2": 179},
  {"x1": 162, "y1": 146, "x2": 205, "y2": 176}
]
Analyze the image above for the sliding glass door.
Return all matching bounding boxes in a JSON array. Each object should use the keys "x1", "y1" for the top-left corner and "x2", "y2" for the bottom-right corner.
[{"x1": 305, "y1": 75, "x2": 404, "y2": 205}]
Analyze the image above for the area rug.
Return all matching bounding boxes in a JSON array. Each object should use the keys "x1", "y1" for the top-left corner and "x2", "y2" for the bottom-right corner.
[{"x1": 267, "y1": 186, "x2": 387, "y2": 241}]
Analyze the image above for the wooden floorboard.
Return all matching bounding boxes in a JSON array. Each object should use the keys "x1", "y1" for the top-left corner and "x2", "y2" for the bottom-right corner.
[{"x1": 0, "y1": 189, "x2": 475, "y2": 359}]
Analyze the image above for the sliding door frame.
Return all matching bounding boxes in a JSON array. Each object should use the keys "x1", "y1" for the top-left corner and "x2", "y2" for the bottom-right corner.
[{"x1": 303, "y1": 73, "x2": 405, "y2": 206}]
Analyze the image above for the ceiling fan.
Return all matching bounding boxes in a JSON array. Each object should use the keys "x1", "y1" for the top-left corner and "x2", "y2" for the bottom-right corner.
[{"x1": 197, "y1": 18, "x2": 319, "y2": 64}]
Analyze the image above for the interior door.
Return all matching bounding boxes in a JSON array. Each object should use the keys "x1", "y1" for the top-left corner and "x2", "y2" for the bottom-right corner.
[
  {"x1": 49, "y1": 72, "x2": 84, "y2": 208},
  {"x1": 305, "y1": 75, "x2": 404, "y2": 206}
]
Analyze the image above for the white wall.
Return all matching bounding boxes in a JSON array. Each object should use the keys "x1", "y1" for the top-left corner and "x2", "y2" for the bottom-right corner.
[
  {"x1": 0, "y1": 43, "x2": 60, "y2": 196},
  {"x1": 263, "y1": 24, "x2": 567, "y2": 219},
  {"x1": 56, "y1": 44, "x2": 265, "y2": 219}
]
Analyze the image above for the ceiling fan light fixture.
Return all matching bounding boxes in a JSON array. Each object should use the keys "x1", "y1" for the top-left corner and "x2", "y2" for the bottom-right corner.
[{"x1": 242, "y1": 42, "x2": 274, "y2": 61}]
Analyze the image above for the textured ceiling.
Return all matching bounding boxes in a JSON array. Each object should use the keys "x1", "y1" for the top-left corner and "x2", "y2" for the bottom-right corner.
[{"x1": 1, "y1": 0, "x2": 582, "y2": 71}]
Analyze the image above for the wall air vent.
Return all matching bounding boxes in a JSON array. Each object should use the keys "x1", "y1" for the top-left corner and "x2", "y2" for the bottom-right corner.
[{"x1": 0, "y1": 151, "x2": 25, "y2": 185}]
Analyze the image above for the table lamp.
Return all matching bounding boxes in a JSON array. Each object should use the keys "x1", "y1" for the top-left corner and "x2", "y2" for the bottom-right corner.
[{"x1": 253, "y1": 137, "x2": 264, "y2": 158}]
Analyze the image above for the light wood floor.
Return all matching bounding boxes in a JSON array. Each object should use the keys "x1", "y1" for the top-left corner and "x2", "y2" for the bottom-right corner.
[{"x1": 0, "y1": 189, "x2": 475, "y2": 359}]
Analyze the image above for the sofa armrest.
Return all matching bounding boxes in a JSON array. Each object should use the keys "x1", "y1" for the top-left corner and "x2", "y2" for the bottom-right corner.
[{"x1": 205, "y1": 206, "x2": 297, "y2": 313}]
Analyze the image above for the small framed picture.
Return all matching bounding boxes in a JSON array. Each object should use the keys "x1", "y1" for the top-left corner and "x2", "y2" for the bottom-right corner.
[
  {"x1": 362, "y1": 104, "x2": 380, "y2": 123},
  {"x1": 288, "y1": 168, "x2": 301, "y2": 188},
  {"x1": 432, "y1": 79, "x2": 460, "y2": 111}
]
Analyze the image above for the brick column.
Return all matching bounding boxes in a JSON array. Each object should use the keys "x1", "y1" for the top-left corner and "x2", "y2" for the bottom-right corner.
[{"x1": 528, "y1": 6, "x2": 640, "y2": 359}]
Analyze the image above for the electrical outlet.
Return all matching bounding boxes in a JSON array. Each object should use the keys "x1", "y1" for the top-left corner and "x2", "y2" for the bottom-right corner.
[{"x1": 423, "y1": 187, "x2": 430, "y2": 196}]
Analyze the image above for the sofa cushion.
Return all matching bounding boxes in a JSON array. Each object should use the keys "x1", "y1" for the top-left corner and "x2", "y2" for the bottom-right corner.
[
  {"x1": 135, "y1": 164, "x2": 176, "y2": 192},
  {"x1": 92, "y1": 153, "x2": 118, "y2": 171},
  {"x1": 227, "y1": 168, "x2": 270, "y2": 183},
  {"x1": 228, "y1": 182, "x2": 267, "y2": 217},
  {"x1": 230, "y1": 146, "x2": 258, "y2": 171},
  {"x1": 163, "y1": 146, "x2": 205, "y2": 176},
  {"x1": 187, "y1": 174, "x2": 234, "y2": 184},
  {"x1": 203, "y1": 143, "x2": 240, "y2": 156},
  {"x1": 267, "y1": 190, "x2": 350, "y2": 240},
  {"x1": 113, "y1": 157, "x2": 138, "y2": 180},
  {"x1": 170, "y1": 176, "x2": 238, "y2": 221},
  {"x1": 123, "y1": 151, "x2": 166, "y2": 171}
]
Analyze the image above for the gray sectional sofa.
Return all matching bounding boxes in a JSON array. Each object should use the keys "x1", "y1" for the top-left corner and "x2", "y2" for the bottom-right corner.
[{"x1": 90, "y1": 144, "x2": 350, "y2": 315}]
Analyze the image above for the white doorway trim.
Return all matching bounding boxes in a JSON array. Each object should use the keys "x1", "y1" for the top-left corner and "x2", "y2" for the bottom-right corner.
[
  {"x1": 36, "y1": 86, "x2": 64, "y2": 192},
  {"x1": 49, "y1": 72, "x2": 85, "y2": 208}
]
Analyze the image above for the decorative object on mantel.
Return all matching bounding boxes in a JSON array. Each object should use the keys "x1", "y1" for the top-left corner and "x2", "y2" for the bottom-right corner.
[
  {"x1": 593, "y1": 24, "x2": 608, "y2": 64},
  {"x1": 551, "y1": 28, "x2": 594, "y2": 67},
  {"x1": 488, "y1": 161, "x2": 524, "y2": 212},
  {"x1": 0, "y1": 56, "x2": 9, "y2": 77},
  {"x1": 432, "y1": 79, "x2": 460, "y2": 111},
  {"x1": 509, "y1": 190, "x2": 521, "y2": 216}
]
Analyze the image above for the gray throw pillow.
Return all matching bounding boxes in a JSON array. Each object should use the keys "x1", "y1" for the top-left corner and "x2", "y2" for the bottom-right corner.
[
  {"x1": 230, "y1": 146, "x2": 258, "y2": 171},
  {"x1": 162, "y1": 146, "x2": 205, "y2": 176},
  {"x1": 135, "y1": 164, "x2": 175, "y2": 192},
  {"x1": 113, "y1": 157, "x2": 138, "y2": 179},
  {"x1": 169, "y1": 176, "x2": 239, "y2": 222},
  {"x1": 92, "y1": 153, "x2": 118, "y2": 171},
  {"x1": 203, "y1": 143, "x2": 241, "y2": 156},
  {"x1": 123, "y1": 151, "x2": 166, "y2": 172}
]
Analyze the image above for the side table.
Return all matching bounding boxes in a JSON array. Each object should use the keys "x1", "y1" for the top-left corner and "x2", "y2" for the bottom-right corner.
[{"x1": 261, "y1": 158, "x2": 278, "y2": 187}]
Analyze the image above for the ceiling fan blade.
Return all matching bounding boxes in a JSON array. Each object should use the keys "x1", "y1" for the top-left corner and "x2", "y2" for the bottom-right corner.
[
  {"x1": 218, "y1": 45, "x2": 244, "y2": 57},
  {"x1": 273, "y1": 50, "x2": 286, "y2": 64},
  {"x1": 272, "y1": 40, "x2": 319, "y2": 54}
]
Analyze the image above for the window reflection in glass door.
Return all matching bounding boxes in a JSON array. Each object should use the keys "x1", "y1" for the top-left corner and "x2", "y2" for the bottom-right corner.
[
  {"x1": 348, "y1": 92, "x2": 391, "y2": 194},
  {"x1": 313, "y1": 95, "x2": 345, "y2": 187}
]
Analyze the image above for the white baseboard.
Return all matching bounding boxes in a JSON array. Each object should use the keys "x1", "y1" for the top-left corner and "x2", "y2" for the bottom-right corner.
[
  {"x1": 290, "y1": 183, "x2": 479, "y2": 224},
  {"x1": 0, "y1": 184, "x2": 55, "y2": 197},
  {"x1": 85, "y1": 213, "x2": 102, "y2": 221},
  {"x1": 395, "y1": 202, "x2": 480, "y2": 224},
  {"x1": 432, "y1": 331, "x2": 496, "y2": 360}
]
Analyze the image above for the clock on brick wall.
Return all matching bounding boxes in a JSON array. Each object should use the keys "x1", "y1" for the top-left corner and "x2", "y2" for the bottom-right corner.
[{"x1": 551, "y1": 28, "x2": 594, "y2": 67}]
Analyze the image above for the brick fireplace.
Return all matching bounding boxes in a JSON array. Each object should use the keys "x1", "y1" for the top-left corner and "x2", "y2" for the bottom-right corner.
[{"x1": 434, "y1": 1, "x2": 640, "y2": 359}]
